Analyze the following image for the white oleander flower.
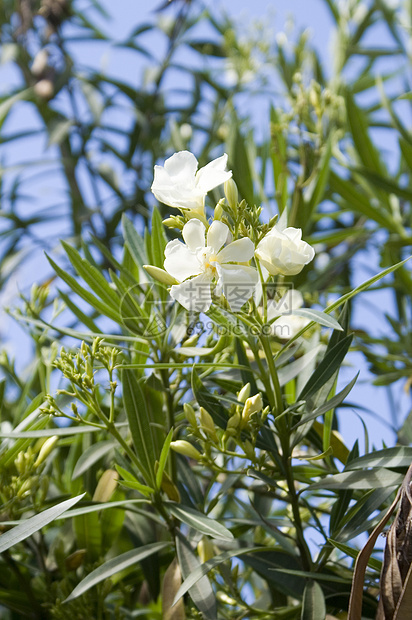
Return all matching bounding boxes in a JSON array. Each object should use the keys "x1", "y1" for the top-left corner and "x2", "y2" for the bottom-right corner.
[
  {"x1": 255, "y1": 225, "x2": 315, "y2": 276},
  {"x1": 267, "y1": 289, "x2": 310, "y2": 340},
  {"x1": 164, "y1": 219, "x2": 258, "y2": 312},
  {"x1": 151, "y1": 151, "x2": 232, "y2": 215}
]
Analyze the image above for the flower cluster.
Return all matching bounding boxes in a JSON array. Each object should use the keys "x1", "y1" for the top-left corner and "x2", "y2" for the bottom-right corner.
[{"x1": 149, "y1": 150, "x2": 315, "y2": 319}]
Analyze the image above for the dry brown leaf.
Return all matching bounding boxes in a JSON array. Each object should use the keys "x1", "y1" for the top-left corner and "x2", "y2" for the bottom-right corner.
[
  {"x1": 378, "y1": 464, "x2": 412, "y2": 619},
  {"x1": 162, "y1": 558, "x2": 186, "y2": 620}
]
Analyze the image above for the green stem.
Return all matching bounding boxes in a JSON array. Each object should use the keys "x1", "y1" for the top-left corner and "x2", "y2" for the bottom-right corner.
[
  {"x1": 247, "y1": 339, "x2": 277, "y2": 410},
  {"x1": 281, "y1": 443, "x2": 312, "y2": 572},
  {"x1": 259, "y1": 334, "x2": 283, "y2": 416},
  {"x1": 106, "y1": 422, "x2": 144, "y2": 474},
  {"x1": 160, "y1": 366, "x2": 177, "y2": 483}
]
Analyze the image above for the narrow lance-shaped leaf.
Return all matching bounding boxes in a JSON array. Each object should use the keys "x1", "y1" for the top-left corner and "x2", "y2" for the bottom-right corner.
[
  {"x1": 64, "y1": 542, "x2": 169, "y2": 603},
  {"x1": 173, "y1": 546, "x2": 268, "y2": 606},
  {"x1": 0, "y1": 494, "x2": 85, "y2": 554},
  {"x1": 122, "y1": 370, "x2": 157, "y2": 486},
  {"x1": 301, "y1": 580, "x2": 326, "y2": 620},
  {"x1": 175, "y1": 534, "x2": 216, "y2": 620},
  {"x1": 167, "y1": 502, "x2": 233, "y2": 541}
]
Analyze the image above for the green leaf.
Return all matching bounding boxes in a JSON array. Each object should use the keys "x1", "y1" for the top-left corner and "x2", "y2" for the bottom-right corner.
[
  {"x1": 122, "y1": 214, "x2": 147, "y2": 271},
  {"x1": 150, "y1": 207, "x2": 168, "y2": 269},
  {"x1": 122, "y1": 370, "x2": 157, "y2": 485},
  {"x1": 173, "y1": 546, "x2": 267, "y2": 605},
  {"x1": 309, "y1": 468, "x2": 404, "y2": 490},
  {"x1": 291, "y1": 308, "x2": 342, "y2": 331},
  {"x1": 298, "y1": 335, "x2": 353, "y2": 401},
  {"x1": 338, "y1": 487, "x2": 395, "y2": 541},
  {"x1": 328, "y1": 539, "x2": 382, "y2": 572},
  {"x1": 191, "y1": 367, "x2": 228, "y2": 429},
  {"x1": 64, "y1": 542, "x2": 169, "y2": 603},
  {"x1": 156, "y1": 429, "x2": 173, "y2": 489},
  {"x1": 0, "y1": 494, "x2": 85, "y2": 553},
  {"x1": 230, "y1": 126, "x2": 254, "y2": 206},
  {"x1": 115, "y1": 464, "x2": 154, "y2": 497},
  {"x1": 167, "y1": 503, "x2": 233, "y2": 541},
  {"x1": 46, "y1": 254, "x2": 122, "y2": 323},
  {"x1": 345, "y1": 447, "x2": 412, "y2": 471},
  {"x1": 346, "y1": 92, "x2": 386, "y2": 176},
  {"x1": 329, "y1": 171, "x2": 397, "y2": 232},
  {"x1": 58, "y1": 499, "x2": 149, "y2": 520},
  {"x1": 74, "y1": 509, "x2": 102, "y2": 562},
  {"x1": 291, "y1": 373, "x2": 358, "y2": 430},
  {"x1": 175, "y1": 534, "x2": 216, "y2": 620},
  {"x1": 0, "y1": 423, "x2": 128, "y2": 438},
  {"x1": 301, "y1": 580, "x2": 326, "y2": 620},
  {"x1": 62, "y1": 241, "x2": 121, "y2": 312},
  {"x1": 270, "y1": 105, "x2": 288, "y2": 212},
  {"x1": 303, "y1": 137, "x2": 332, "y2": 225},
  {"x1": 72, "y1": 440, "x2": 116, "y2": 480},
  {"x1": 242, "y1": 550, "x2": 305, "y2": 598}
]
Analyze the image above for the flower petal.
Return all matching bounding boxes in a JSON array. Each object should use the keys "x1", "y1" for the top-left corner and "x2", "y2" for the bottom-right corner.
[
  {"x1": 218, "y1": 237, "x2": 255, "y2": 264},
  {"x1": 196, "y1": 154, "x2": 232, "y2": 192},
  {"x1": 182, "y1": 219, "x2": 206, "y2": 252},
  {"x1": 164, "y1": 239, "x2": 202, "y2": 281},
  {"x1": 207, "y1": 220, "x2": 230, "y2": 253},
  {"x1": 170, "y1": 273, "x2": 213, "y2": 312},
  {"x1": 164, "y1": 151, "x2": 198, "y2": 186},
  {"x1": 215, "y1": 264, "x2": 259, "y2": 312}
]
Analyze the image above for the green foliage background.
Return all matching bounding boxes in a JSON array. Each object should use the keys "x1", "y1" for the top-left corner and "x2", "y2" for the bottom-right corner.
[{"x1": 0, "y1": 0, "x2": 412, "y2": 618}]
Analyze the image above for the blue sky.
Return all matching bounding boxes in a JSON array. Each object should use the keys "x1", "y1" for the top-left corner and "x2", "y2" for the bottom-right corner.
[{"x1": 0, "y1": 0, "x2": 408, "y2": 449}]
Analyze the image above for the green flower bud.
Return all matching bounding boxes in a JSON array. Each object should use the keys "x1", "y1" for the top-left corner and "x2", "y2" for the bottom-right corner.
[
  {"x1": 199, "y1": 407, "x2": 218, "y2": 442},
  {"x1": 33, "y1": 436, "x2": 58, "y2": 468},
  {"x1": 163, "y1": 216, "x2": 184, "y2": 230},
  {"x1": 241, "y1": 394, "x2": 263, "y2": 428},
  {"x1": 143, "y1": 265, "x2": 179, "y2": 285},
  {"x1": 237, "y1": 383, "x2": 251, "y2": 404},
  {"x1": 214, "y1": 199, "x2": 225, "y2": 220},
  {"x1": 170, "y1": 440, "x2": 201, "y2": 461},
  {"x1": 198, "y1": 537, "x2": 215, "y2": 563},
  {"x1": 216, "y1": 592, "x2": 237, "y2": 605},
  {"x1": 93, "y1": 469, "x2": 119, "y2": 503},
  {"x1": 224, "y1": 178, "x2": 238, "y2": 214},
  {"x1": 183, "y1": 403, "x2": 197, "y2": 428},
  {"x1": 226, "y1": 412, "x2": 240, "y2": 431}
]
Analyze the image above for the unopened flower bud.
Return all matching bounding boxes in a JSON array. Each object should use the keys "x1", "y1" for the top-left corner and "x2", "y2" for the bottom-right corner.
[
  {"x1": 216, "y1": 592, "x2": 237, "y2": 605},
  {"x1": 241, "y1": 394, "x2": 263, "y2": 428},
  {"x1": 170, "y1": 440, "x2": 201, "y2": 461},
  {"x1": 34, "y1": 436, "x2": 58, "y2": 468},
  {"x1": 214, "y1": 200, "x2": 224, "y2": 220},
  {"x1": 15, "y1": 451, "x2": 26, "y2": 474},
  {"x1": 31, "y1": 49, "x2": 49, "y2": 77},
  {"x1": 183, "y1": 403, "x2": 197, "y2": 428},
  {"x1": 143, "y1": 265, "x2": 179, "y2": 285},
  {"x1": 237, "y1": 383, "x2": 251, "y2": 404},
  {"x1": 93, "y1": 469, "x2": 119, "y2": 503},
  {"x1": 180, "y1": 123, "x2": 192, "y2": 141},
  {"x1": 162, "y1": 217, "x2": 184, "y2": 230},
  {"x1": 184, "y1": 333, "x2": 199, "y2": 347},
  {"x1": 226, "y1": 412, "x2": 241, "y2": 431},
  {"x1": 34, "y1": 78, "x2": 54, "y2": 100},
  {"x1": 224, "y1": 178, "x2": 238, "y2": 214},
  {"x1": 199, "y1": 407, "x2": 218, "y2": 441},
  {"x1": 198, "y1": 537, "x2": 215, "y2": 563}
]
